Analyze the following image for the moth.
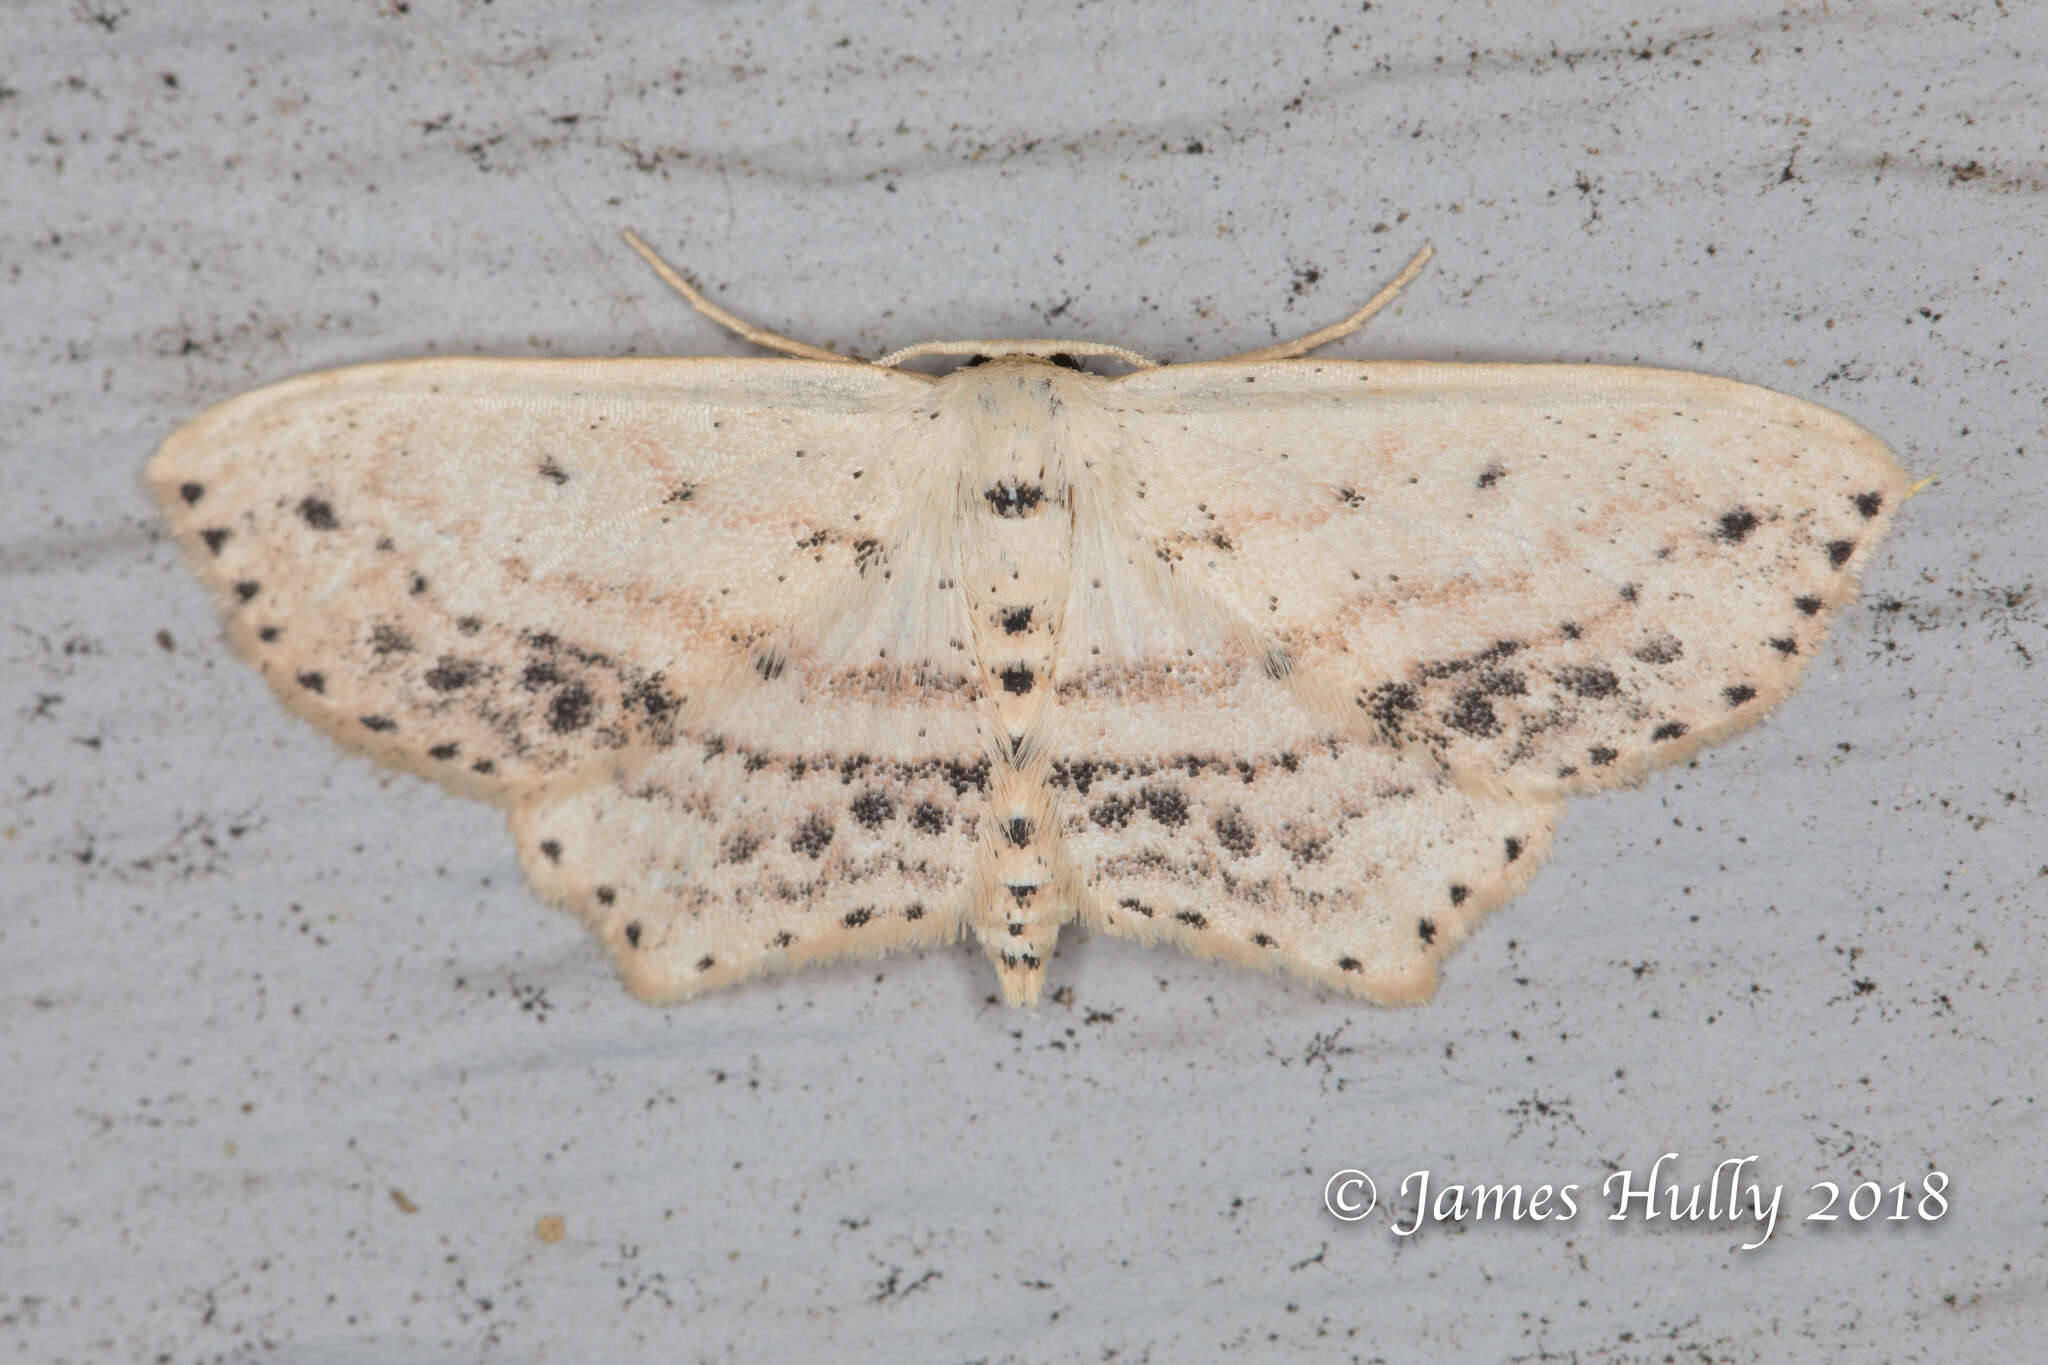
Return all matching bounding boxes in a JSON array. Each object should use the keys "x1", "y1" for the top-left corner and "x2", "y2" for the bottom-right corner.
[{"x1": 151, "y1": 234, "x2": 1908, "y2": 1007}]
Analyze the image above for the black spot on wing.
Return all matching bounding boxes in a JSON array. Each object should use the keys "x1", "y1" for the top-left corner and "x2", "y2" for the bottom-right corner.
[
  {"x1": 1794, "y1": 595, "x2": 1823, "y2": 616},
  {"x1": 1140, "y1": 786, "x2": 1188, "y2": 827},
  {"x1": 297, "y1": 497, "x2": 338, "y2": 530},
  {"x1": 1826, "y1": 539, "x2": 1855, "y2": 568},
  {"x1": 1444, "y1": 691, "x2": 1499, "y2": 738},
  {"x1": 200, "y1": 528, "x2": 229, "y2": 555},
  {"x1": 1212, "y1": 810, "x2": 1256, "y2": 857},
  {"x1": 909, "y1": 801, "x2": 951, "y2": 835},
  {"x1": 1851, "y1": 492, "x2": 1884, "y2": 519},
  {"x1": 1724, "y1": 683, "x2": 1757, "y2": 705},
  {"x1": 1557, "y1": 665, "x2": 1620, "y2": 699},
  {"x1": 851, "y1": 789, "x2": 895, "y2": 830},
  {"x1": 1715, "y1": 508, "x2": 1759, "y2": 543},
  {"x1": 789, "y1": 814, "x2": 834, "y2": 859},
  {"x1": 178, "y1": 482, "x2": 205, "y2": 505},
  {"x1": 1418, "y1": 917, "x2": 1438, "y2": 944},
  {"x1": 547, "y1": 683, "x2": 594, "y2": 733},
  {"x1": 1633, "y1": 635, "x2": 1684, "y2": 665},
  {"x1": 999, "y1": 664, "x2": 1036, "y2": 695},
  {"x1": 1001, "y1": 606, "x2": 1033, "y2": 635}
]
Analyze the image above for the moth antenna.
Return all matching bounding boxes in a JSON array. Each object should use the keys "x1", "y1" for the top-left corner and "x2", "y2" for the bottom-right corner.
[
  {"x1": 1218, "y1": 244, "x2": 1433, "y2": 363},
  {"x1": 621, "y1": 229, "x2": 861, "y2": 365}
]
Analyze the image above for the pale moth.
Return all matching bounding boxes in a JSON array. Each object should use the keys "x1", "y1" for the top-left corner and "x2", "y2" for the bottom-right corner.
[{"x1": 151, "y1": 235, "x2": 1908, "y2": 1008}]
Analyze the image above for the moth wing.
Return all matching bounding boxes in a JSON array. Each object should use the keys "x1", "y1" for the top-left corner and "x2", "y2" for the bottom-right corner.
[
  {"x1": 1049, "y1": 677, "x2": 1560, "y2": 1003},
  {"x1": 150, "y1": 356, "x2": 968, "y2": 799},
  {"x1": 511, "y1": 741, "x2": 974, "y2": 1003},
  {"x1": 1093, "y1": 361, "x2": 1909, "y2": 797},
  {"x1": 155, "y1": 355, "x2": 993, "y2": 1001}
]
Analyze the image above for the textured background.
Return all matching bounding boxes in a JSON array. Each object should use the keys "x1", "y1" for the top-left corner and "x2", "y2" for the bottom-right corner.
[{"x1": 4, "y1": 2, "x2": 2042, "y2": 1360}]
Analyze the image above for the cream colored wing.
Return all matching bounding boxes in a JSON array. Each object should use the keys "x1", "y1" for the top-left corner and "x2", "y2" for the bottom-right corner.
[
  {"x1": 151, "y1": 356, "x2": 985, "y2": 998},
  {"x1": 1052, "y1": 359, "x2": 1903, "y2": 999},
  {"x1": 1090, "y1": 361, "x2": 1909, "y2": 798},
  {"x1": 1049, "y1": 665, "x2": 1560, "y2": 1003}
]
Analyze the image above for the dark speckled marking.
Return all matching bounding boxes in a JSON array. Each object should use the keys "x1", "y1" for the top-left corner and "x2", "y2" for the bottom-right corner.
[
  {"x1": 843, "y1": 908, "x2": 873, "y2": 928},
  {"x1": 1174, "y1": 910, "x2": 1207, "y2": 929},
  {"x1": 234, "y1": 580, "x2": 259, "y2": 601},
  {"x1": 904, "y1": 904, "x2": 926, "y2": 921},
  {"x1": 1444, "y1": 690, "x2": 1499, "y2": 737},
  {"x1": 1252, "y1": 932, "x2": 1276, "y2": 948},
  {"x1": 910, "y1": 801, "x2": 949, "y2": 835},
  {"x1": 1724, "y1": 683, "x2": 1757, "y2": 705},
  {"x1": 428, "y1": 742, "x2": 458, "y2": 760},
  {"x1": 1826, "y1": 539, "x2": 1855, "y2": 567},
  {"x1": 1794, "y1": 595, "x2": 1823, "y2": 616},
  {"x1": 1337, "y1": 956, "x2": 1362, "y2": 972},
  {"x1": 539, "y1": 839, "x2": 562, "y2": 862},
  {"x1": 200, "y1": 528, "x2": 229, "y2": 554},
  {"x1": 539, "y1": 459, "x2": 569, "y2": 485},
  {"x1": 789, "y1": 814, "x2": 834, "y2": 859},
  {"x1": 1588, "y1": 745, "x2": 1618, "y2": 767},
  {"x1": 1448, "y1": 885, "x2": 1469, "y2": 906},
  {"x1": 296, "y1": 670, "x2": 325, "y2": 693},
  {"x1": 851, "y1": 789, "x2": 895, "y2": 829},
  {"x1": 548, "y1": 683, "x2": 594, "y2": 732},
  {"x1": 1006, "y1": 815, "x2": 1033, "y2": 846},
  {"x1": 624, "y1": 921, "x2": 642, "y2": 947},
  {"x1": 1418, "y1": 917, "x2": 1438, "y2": 944},
  {"x1": 179, "y1": 482, "x2": 205, "y2": 505},
  {"x1": 297, "y1": 497, "x2": 338, "y2": 530},
  {"x1": 697, "y1": 955, "x2": 715, "y2": 971},
  {"x1": 983, "y1": 481, "x2": 1045, "y2": 517},
  {"x1": 1364, "y1": 680, "x2": 1420, "y2": 737},
  {"x1": 999, "y1": 663, "x2": 1036, "y2": 695},
  {"x1": 1619, "y1": 583, "x2": 1639, "y2": 602},
  {"x1": 1118, "y1": 897, "x2": 1154, "y2": 918},
  {"x1": 1651, "y1": 721, "x2": 1688, "y2": 741},
  {"x1": 721, "y1": 831, "x2": 760, "y2": 864},
  {"x1": 1633, "y1": 635, "x2": 1684, "y2": 665},
  {"x1": 458, "y1": 615, "x2": 482, "y2": 634},
  {"x1": 596, "y1": 887, "x2": 615, "y2": 905},
  {"x1": 256, "y1": 625, "x2": 280, "y2": 642},
  {"x1": 1007, "y1": 883, "x2": 1038, "y2": 906},
  {"x1": 1852, "y1": 492, "x2": 1884, "y2": 519},
  {"x1": 1505, "y1": 836, "x2": 1523, "y2": 863},
  {"x1": 1212, "y1": 810, "x2": 1256, "y2": 857},
  {"x1": 1557, "y1": 664, "x2": 1619, "y2": 699},
  {"x1": 471, "y1": 759, "x2": 494, "y2": 774},
  {"x1": 753, "y1": 652, "x2": 785, "y2": 681},
  {"x1": 1715, "y1": 508, "x2": 1760, "y2": 543},
  {"x1": 360, "y1": 715, "x2": 395, "y2": 732},
  {"x1": 370, "y1": 624, "x2": 412, "y2": 654},
  {"x1": 1768, "y1": 636, "x2": 1798, "y2": 655},
  {"x1": 1001, "y1": 606, "x2": 1033, "y2": 634},
  {"x1": 1141, "y1": 786, "x2": 1189, "y2": 827},
  {"x1": 1007, "y1": 921, "x2": 1026, "y2": 936},
  {"x1": 1476, "y1": 463, "x2": 1505, "y2": 489}
]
